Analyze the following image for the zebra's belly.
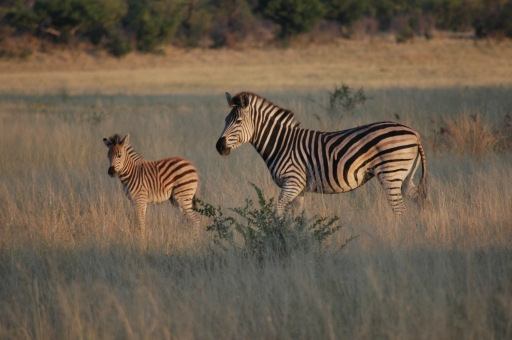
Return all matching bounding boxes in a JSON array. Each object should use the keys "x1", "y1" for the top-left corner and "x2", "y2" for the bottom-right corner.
[
  {"x1": 304, "y1": 171, "x2": 370, "y2": 194},
  {"x1": 306, "y1": 182, "x2": 355, "y2": 194},
  {"x1": 124, "y1": 185, "x2": 171, "y2": 204},
  {"x1": 273, "y1": 168, "x2": 366, "y2": 194},
  {"x1": 305, "y1": 181, "x2": 338, "y2": 194},
  {"x1": 304, "y1": 171, "x2": 354, "y2": 194},
  {"x1": 147, "y1": 191, "x2": 172, "y2": 204}
]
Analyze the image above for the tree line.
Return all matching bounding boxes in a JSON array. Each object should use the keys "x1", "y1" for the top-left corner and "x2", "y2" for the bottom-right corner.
[{"x1": 1, "y1": 0, "x2": 512, "y2": 57}]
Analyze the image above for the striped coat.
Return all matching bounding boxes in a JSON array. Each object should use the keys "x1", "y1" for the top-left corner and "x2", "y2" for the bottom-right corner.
[
  {"x1": 216, "y1": 92, "x2": 427, "y2": 216},
  {"x1": 103, "y1": 134, "x2": 199, "y2": 229}
]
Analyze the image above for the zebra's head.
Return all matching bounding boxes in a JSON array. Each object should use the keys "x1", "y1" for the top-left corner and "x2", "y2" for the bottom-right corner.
[
  {"x1": 103, "y1": 134, "x2": 130, "y2": 177},
  {"x1": 216, "y1": 92, "x2": 254, "y2": 156}
]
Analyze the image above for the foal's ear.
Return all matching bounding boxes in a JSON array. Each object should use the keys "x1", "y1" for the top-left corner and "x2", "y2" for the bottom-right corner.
[
  {"x1": 239, "y1": 92, "x2": 249, "y2": 108},
  {"x1": 103, "y1": 138, "x2": 112, "y2": 147},
  {"x1": 225, "y1": 92, "x2": 232, "y2": 106},
  {"x1": 120, "y1": 134, "x2": 130, "y2": 145}
]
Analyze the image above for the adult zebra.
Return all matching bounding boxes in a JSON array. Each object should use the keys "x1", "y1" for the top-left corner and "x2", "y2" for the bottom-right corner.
[
  {"x1": 216, "y1": 92, "x2": 427, "y2": 216},
  {"x1": 103, "y1": 134, "x2": 199, "y2": 230}
]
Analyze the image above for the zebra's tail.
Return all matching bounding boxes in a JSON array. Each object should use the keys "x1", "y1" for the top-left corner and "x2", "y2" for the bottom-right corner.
[{"x1": 417, "y1": 141, "x2": 428, "y2": 205}]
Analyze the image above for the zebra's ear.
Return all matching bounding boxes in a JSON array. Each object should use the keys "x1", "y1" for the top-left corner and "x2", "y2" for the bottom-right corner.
[
  {"x1": 103, "y1": 138, "x2": 112, "y2": 148},
  {"x1": 225, "y1": 92, "x2": 232, "y2": 106},
  {"x1": 240, "y1": 92, "x2": 249, "y2": 108},
  {"x1": 121, "y1": 134, "x2": 130, "y2": 146}
]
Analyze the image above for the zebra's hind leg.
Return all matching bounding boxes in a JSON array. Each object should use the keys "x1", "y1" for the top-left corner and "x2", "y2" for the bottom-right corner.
[
  {"x1": 173, "y1": 195, "x2": 199, "y2": 227},
  {"x1": 171, "y1": 182, "x2": 199, "y2": 227},
  {"x1": 377, "y1": 175, "x2": 406, "y2": 216}
]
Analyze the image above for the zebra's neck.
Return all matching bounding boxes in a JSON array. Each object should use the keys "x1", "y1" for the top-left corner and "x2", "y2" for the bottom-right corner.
[
  {"x1": 119, "y1": 145, "x2": 144, "y2": 178},
  {"x1": 248, "y1": 97, "x2": 300, "y2": 164}
]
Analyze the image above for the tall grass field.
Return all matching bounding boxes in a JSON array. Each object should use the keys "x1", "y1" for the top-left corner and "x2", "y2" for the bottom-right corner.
[{"x1": 1, "y1": 43, "x2": 512, "y2": 338}]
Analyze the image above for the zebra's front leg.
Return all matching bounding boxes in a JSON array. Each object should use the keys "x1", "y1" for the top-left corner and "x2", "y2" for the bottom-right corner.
[
  {"x1": 135, "y1": 200, "x2": 147, "y2": 232},
  {"x1": 276, "y1": 182, "x2": 305, "y2": 216},
  {"x1": 290, "y1": 191, "x2": 305, "y2": 216}
]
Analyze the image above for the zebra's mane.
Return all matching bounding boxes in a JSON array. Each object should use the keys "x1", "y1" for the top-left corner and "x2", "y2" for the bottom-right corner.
[
  {"x1": 107, "y1": 134, "x2": 143, "y2": 162},
  {"x1": 107, "y1": 134, "x2": 124, "y2": 145},
  {"x1": 234, "y1": 92, "x2": 300, "y2": 128}
]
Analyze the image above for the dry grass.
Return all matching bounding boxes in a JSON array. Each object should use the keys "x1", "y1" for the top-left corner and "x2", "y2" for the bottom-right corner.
[
  {"x1": 1, "y1": 37, "x2": 512, "y2": 94},
  {"x1": 438, "y1": 111, "x2": 512, "y2": 157},
  {"x1": 0, "y1": 87, "x2": 511, "y2": 339}
]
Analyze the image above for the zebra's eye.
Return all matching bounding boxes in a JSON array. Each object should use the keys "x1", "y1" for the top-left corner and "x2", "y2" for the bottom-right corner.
[{"x1": 236, "y1": 118, "x2": 242, "y2": 123}]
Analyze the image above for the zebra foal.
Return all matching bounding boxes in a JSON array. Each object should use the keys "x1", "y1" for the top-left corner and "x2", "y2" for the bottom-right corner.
[
  {"x1": 216, "y1": 92, "x2": 428, "y2": 216},
  {"x1": 103, "y1": 134, "x2": 199, "y2": 230}
]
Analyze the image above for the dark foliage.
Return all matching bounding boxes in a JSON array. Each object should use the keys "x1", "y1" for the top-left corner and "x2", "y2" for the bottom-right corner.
[
  {"x1": 261, "y1": 0, "x2": 325, "y2": 38},
  {"x1": 124, "y1": 0, "x2": 181, "y2": 52},
  {"x1": 2, "y1": 0, "x2": 512, "y2": 56},
  {"x1": 210, "y1": 0, "x2": 255, "y2": 47},
  {"x1": 323, "y1": 0, "x2": 369, "y2": 31},
  {"x1": 5, "y1": 0, "x2": 127, "y2": 44}
]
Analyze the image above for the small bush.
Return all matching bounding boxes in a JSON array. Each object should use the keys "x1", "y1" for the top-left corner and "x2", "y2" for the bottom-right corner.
[
  {"x1": 328, "y1": 83, "x2": 366, "y2": 114},
  {"x1": 194, "y1": 184, "x2": 355, "y2": 261},
  {"x1": 308, "y1": 83, "x2": 367, "y2": 127}
]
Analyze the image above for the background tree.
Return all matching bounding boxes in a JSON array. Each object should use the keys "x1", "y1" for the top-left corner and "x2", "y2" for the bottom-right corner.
[
  {"x1": 175, "y1": 0, "x2": 213, "y2": 47},
  {"x1": 210, "y1": 0, "x2": 254, "y2": 47},
  {"x1": 260, "y1": 0, "x2": 324, "y2": 38},
  {"x1": 323, "y1": 0, "x2": 369, "y2": 34},
  {"x1": 4, "y1": 0, "x2": 130, "y2": 55},
  {"x1": 124, "y1": 0, "x2": 183, "y2": 52}
]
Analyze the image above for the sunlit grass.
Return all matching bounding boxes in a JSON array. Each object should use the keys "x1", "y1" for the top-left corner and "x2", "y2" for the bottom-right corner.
[{"x1": 0, "y1": 87, "x2": 511, "y2": 339}]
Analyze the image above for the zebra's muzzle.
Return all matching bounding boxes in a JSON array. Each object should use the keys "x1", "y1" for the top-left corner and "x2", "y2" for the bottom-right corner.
[
  {"x1": 216, "y1": 137, "x2": 231, "y2": 156},
  {"x1": 108, "y1": 166, "x2": 117, "y2": 177}
]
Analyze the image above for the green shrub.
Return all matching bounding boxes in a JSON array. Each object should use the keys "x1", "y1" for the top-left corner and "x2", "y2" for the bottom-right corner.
[
  {"x1": 194, "y1": 184, "x2": 356, "y2": 261},
  {"x1": 309, "y1": 83, "x2": 367, "y2": 124},
  {"x1": 328, "y1": 83, "x2": 366, "y2": 113}
]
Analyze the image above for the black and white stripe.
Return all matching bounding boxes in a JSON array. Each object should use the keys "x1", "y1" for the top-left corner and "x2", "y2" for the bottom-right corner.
[
  {"x1": 103, "y1": 134, "x2": 199, "y2": 229},
  {"x1": 216, "y1": 92, "x2": 427, "y2": 216}
]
